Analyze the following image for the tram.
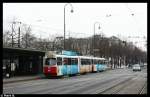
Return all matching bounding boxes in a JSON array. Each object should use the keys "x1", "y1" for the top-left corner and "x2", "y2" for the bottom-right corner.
[{"x1": 43, "y1": 51, "x2": 108, "y2": 77}]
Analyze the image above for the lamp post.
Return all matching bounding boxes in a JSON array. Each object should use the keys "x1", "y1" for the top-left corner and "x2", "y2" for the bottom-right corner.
[
  {"x1": 93, "y1": 22, "x2": 101, "y2": 57},
  {"x1": 64, "y1": 3, "x2": 74, "y2": 50}
]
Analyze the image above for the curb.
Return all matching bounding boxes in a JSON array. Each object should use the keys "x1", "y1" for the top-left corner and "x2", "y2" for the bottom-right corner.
[{"x1": 3, "y1": 76, "x2": 43, "y2": 84}]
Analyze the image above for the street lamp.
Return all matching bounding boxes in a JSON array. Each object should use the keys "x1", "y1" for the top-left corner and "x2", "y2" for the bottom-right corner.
[
  {"x1": 64, "y1": 3, "x2": 74, "y2": 50},
  {"x1": 93, "y1": 22, "x2": 101, "y2": 57}
]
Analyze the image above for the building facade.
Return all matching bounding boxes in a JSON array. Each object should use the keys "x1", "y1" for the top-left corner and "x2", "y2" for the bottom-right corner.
[{"x1": 3, "y1": 47, "x2": 45, "y2": 77}]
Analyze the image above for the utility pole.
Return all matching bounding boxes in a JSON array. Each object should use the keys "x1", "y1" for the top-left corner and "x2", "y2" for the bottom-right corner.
[
  {"x1": 18, "y1": 26, "x2": 21, "y2": 48},
  {"x1": 11, "y1": 22, "x2": 15, "y2": 47},
  {"x1": 11, "y1": 20, "x2": 21, "y2": 48}
]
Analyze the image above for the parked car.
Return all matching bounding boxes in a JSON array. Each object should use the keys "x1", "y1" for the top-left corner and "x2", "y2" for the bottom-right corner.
[{"x1": 132, "y1": 64, "x2": 141, "y2": 71}]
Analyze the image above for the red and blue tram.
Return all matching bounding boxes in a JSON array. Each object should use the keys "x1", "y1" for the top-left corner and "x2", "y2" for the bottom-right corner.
[{"x1": 43, "y1": 51, "x2": 108, "y2": 77}]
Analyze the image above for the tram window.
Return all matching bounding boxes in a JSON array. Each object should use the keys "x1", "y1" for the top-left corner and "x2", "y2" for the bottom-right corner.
[
  {"x1": 84, "y1": 59, "x2": 86, "y2": 65},
  {"x1": 81, "y1": 59, "x2": 85, "y2": 65},
  {"x1": 45, "y1": 58, "x2": 56, "y2": 65},
  {"x1": 91, "y1": 59, "x2": 93, "y2": 64},
  {"x1": 87, "y1": 59, "x2": 89, "y2": 65},
  {"x1": 95, "y1": 60, "x2": 97, "y2": 64},
  {"x1": 88, "y1": 59, "x2": 91, "y2": 64},
  {"x1": 102, "y1": 61, "x2": 104, "y2": 64},
  {"x1": 86, "y1": 59, "x2": 89, "y2": 65},
  {"x1": 68, "y1": 58, "x2": 71, "y2": 65},
  {"x1": 63, "y1": 58, "x2": 68, "y2": 65},
  {"x1": 82, "y1": 59, "x2": 85, "y2": 65},
  {"x1": 87, "y1": 60, "x2": 89, "y2": 64},
  {"x1": 57, "y1": 57, "x2": 62, "y2": 65},
  {"x1": 99, "y1": 61, "x2": 102, "y2": 64},
  {"x1": 50, "y1": 59, "x2": 56, "y2": 65},
  {"x1": 71, "y1": 58, "x2": 78, "y2": 65},
  {"x1": 81, "y1": 59, "x2": 88, "y2": 65},
  {"x1": 93, "y1": 60, "x2": 95, "y2": 64},
  {"x1": 85, "y1": 59, "x2": 87, "y2": 65},
  {"x1": 63, "y1": 58, "x2": 71, "y2": 65},
  {"x1": 94, "y1": 60, "x2": 98, "y2": 64},
  {"x1": 97, "y1": 60, "x2": 99, "y2": 64},
  {"x1": 45, "y1": 58, "x2": 50, "y2": 65},
  {"x1": 75, "y1": 59, "x2": 78, "y2": 64},
  {"x1": 90, "y1": 59, "x2": 92, "y2": 64},
  {"x1": 104, "y1": 61, "x2": 106, "y2": 64}
]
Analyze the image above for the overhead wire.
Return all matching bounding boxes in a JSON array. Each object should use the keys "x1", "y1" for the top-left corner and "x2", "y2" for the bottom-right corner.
[
  {"x1": 124, "y1": 3, "x2": 145, "y2": 37},
  {"x1": 124, "y1": 3, "x2": 147, "y2": 51}
]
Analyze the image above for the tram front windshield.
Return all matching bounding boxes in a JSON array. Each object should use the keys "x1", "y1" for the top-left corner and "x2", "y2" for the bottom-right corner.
[{"x1": 45, "y1": 58, "x2": 56, "y2": 66}]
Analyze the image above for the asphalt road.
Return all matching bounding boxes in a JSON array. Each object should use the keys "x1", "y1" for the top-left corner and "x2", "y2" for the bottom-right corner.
[{"x1": 3, "y1": 67, "x2": 147, "y2": 94}]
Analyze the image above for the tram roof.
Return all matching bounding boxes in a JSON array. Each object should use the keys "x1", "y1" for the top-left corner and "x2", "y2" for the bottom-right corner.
[
  {"x1": 55, "y1": 54, "x2": 106, "y2": 60},
  {"x1": 56, "y1": 54, "x2": 79, "y2": 58},
  {"x1": 45, "y1": 51, "x2": 106, "y2": 60}
]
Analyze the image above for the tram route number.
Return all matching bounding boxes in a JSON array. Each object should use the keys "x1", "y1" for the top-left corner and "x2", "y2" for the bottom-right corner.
[{"x1": 1, "y1": 94, "x2": 15, "y2": 97}]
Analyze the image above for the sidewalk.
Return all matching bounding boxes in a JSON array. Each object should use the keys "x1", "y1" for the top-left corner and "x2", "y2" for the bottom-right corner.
[{"x1": 3, "y1": 74, "x2": 45, "y2": 84}]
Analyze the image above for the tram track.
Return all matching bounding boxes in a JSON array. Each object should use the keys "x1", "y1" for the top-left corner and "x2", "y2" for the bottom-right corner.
[
  {"x1": 97, "y1": 75, "x2": 147, "y2": 94},
  {"x1": 139, "y1": 82, "x2": 147, "y2": 94},
  {"x1": 28, "y1": 74, "x2": 125, "y2": 94},
  {"x1": 3, "y1": 72, "x2": 122, "y2": 94},
  {"x1": 55, "y1": 75, "x2": 132, "y2": 94},
  {"x1": 25, "y1": 76, "x2": 101, "y2": 94},
  {"x1": 55, "y1": 77, "x2": 122, "y2": 94},
  {"x1": 98, "y1": 77, "x2": 133, "y2": 94},
  {"x1": 3, "y1": 73, "x2": 99, "y2": 92}
]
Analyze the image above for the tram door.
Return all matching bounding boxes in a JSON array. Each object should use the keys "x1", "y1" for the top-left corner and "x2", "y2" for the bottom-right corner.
[
  {"x1": 63, "y1": 58, "x2": 68, "y2": 75},
  {"x1": 63, "y1": 58, "x2": 71, "y2": 75},
  {"x1": 57, "y1": 57, "x2": 63, "y2": 76},
  {"x1": 66, "y1": 58, "x2": 71, "y2": 75},
  {"x1": 71, "y1": 58, "x2": 78, "y2": 74}
]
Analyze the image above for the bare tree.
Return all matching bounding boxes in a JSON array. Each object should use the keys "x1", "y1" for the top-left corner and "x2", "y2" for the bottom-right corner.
[
  {"x1": 3, "y1": 30, "x2": 12, "y2": 47},
  {"x1": 21, "y1": 24, "x2": 37, "y2": 49}
]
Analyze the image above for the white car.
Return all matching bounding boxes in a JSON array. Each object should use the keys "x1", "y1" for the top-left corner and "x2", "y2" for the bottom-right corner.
[{"x1": 133, "y1": 64, "x2": 141, "y2": 71}]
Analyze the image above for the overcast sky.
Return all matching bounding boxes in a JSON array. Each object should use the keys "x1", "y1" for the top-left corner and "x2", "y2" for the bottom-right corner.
[{"x1": 3, "y1": 3, "x2": 147, "y2": 51}]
